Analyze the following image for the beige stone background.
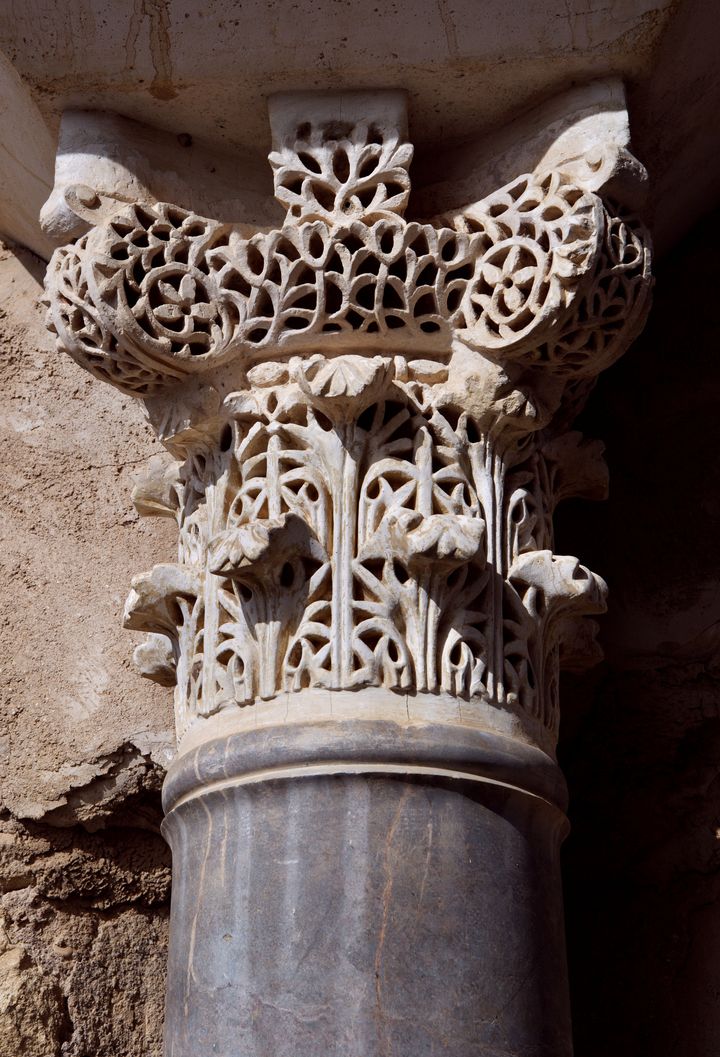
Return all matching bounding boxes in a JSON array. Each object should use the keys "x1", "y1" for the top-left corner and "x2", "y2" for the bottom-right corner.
[{"x1": 0, "y1": 242, "x2": 175, "y2": 1055}]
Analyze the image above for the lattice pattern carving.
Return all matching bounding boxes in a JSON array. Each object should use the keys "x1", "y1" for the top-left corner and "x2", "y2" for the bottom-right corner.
[{"x1": 44, "y1": 168, "x2": 650, "y2": 397}]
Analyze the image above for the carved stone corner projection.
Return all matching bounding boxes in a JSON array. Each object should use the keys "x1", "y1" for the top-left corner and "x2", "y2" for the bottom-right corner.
[{"x1": 43, "y1": 87, "x2": 652, "y2": 1057}]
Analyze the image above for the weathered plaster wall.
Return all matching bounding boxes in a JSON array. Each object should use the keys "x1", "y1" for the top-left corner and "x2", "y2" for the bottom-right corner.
[
  {"x1": 559, "y1": 210, "x2": 720, "y2": 1057},
  {"x1": 0, "y1": 242, "x2": 173, "y2": 1055}
]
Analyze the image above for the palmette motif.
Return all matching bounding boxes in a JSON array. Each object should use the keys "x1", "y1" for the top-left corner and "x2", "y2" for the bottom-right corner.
[
  {"x1": 118, "y1": 357, "x2": 609, "y2": 741},
  {"x1": 43, "y1": 97, "x2": 652, "y2": 744}
]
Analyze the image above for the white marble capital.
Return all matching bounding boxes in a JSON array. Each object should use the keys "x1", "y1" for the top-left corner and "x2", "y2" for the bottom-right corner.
[{"x1": 42, "y1": 87, "x2": 651, "y2": 756}]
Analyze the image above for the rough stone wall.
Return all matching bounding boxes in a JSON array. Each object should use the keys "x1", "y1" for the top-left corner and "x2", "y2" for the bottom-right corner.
[
  {"x1": 0, "y1": 242, "x2": 174, "y2": 1056},
  {"x1": 1, "y1": 210, "x2": 719, "y2": 1054},
  {"x1": 559, "y1": 211, "x2": 720, "y2": 1056}
]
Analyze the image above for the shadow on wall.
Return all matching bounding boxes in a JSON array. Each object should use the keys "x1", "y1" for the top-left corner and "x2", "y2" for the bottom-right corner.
[{"x1": 558, "y1": 209, "x2": 720, "y2": 1057}]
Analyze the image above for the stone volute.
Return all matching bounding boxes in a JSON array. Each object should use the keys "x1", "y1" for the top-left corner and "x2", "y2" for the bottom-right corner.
[{"x1": 42, "y1": 86, "x2": 651, "y2": 1057}]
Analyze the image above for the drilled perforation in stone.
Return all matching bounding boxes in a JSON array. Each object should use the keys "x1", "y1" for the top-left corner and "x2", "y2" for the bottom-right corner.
[{"x1": 44, "y1": 167, "x2": 649, "y2": 397}]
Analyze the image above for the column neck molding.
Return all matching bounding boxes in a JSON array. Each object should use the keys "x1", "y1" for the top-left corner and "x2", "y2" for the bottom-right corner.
[{"x1": 42, "y1": 87, "x2": 652, "y2": 754}]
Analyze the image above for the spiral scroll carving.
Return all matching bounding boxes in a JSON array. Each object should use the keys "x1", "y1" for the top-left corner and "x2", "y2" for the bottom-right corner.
[{"x1": 44, "y1": 140, "x2": 650, "y2": 396}]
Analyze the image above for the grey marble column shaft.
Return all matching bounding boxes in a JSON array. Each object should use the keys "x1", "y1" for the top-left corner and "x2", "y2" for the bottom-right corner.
[{"x1": 162, "y1": 713, "x2": 571, "y2": 1057}]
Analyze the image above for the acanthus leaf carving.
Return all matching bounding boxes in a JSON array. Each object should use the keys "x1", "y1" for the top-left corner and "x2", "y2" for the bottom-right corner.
[
  {"x1": 123, "y1": 564, "x2": 203, "y2": 638},
  {"x1": 207, "y1": 513, "x2": 326, "y2": 582},
  {"x1": 133, "y1": 633, "x2": 177, "y2": 687},
  {"x1": 540, "y1": 431, "x2": 609, "y2": 507},
  {"x1": 131, "y1": 452, "x2": 182, "y2": 519},
  {"x1": 295, "y1": 353, "x2": 395, "y2": 417},
  {"x1": 360, "y1": 510, "x2": 486, "y2": 569}
]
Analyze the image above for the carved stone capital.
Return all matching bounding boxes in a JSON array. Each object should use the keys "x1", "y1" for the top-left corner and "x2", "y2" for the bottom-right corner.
[{"x1": 42, "y1": 88, "x2": 652, "y2": 754}]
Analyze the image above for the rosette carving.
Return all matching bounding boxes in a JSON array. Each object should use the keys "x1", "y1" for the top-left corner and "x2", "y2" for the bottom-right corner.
[{"x1": 449, "y1": 171, "x2": 602, "y2": 352}]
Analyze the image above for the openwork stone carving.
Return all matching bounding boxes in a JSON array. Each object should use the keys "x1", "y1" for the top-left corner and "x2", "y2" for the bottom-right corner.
[
  {"x1": 45, "y1": 171, "x2": 646, "y2": 396},
  {"x1": 268, "y1": 97, "x2": 413, "y2": 225},
  {"x1": 43, "y1": 90, "x2": 651, "y2": 750}
]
